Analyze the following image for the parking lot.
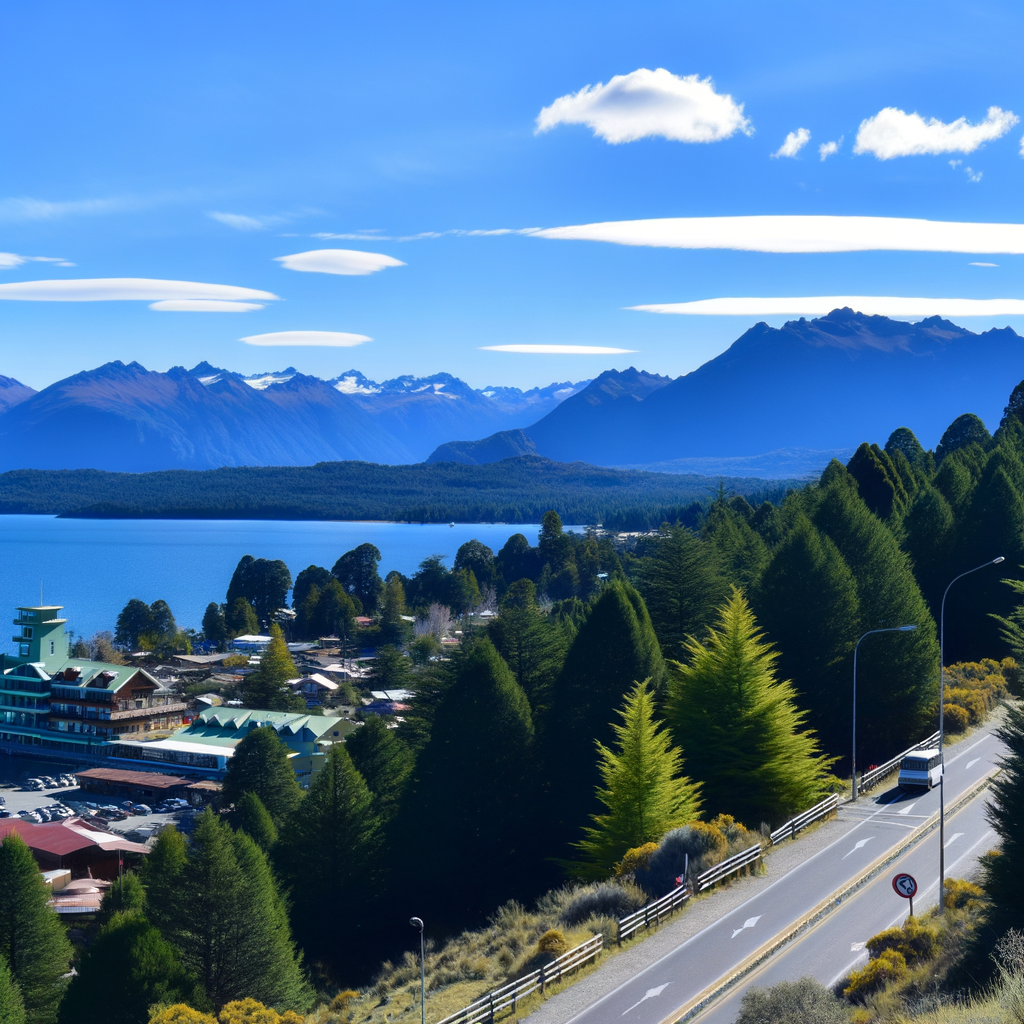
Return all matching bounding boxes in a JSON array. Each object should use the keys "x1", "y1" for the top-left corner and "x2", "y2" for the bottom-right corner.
[{"x1": 0, "y1": 763, "x2": 191, "y2": 841}]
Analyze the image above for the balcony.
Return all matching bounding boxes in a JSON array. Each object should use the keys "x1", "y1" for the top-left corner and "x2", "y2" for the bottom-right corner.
[{"x1": 110, "y1": 701, "x2": 188, "y2": 722}]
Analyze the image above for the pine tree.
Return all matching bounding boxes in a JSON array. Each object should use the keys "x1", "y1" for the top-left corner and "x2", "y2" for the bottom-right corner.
[
  {"x1": 234, "y1": 791, "x2": 279, "y2": 851},
  {"x1": 636, "y1": 525, "x2": 729, "y2": 661},
  {"x1": 0, "y1": 954, "x2": 25, "y2": 1024},
  {"x1": 395, "y1": 639, "x2": 536, "y2": 925},
  {"x1": 846, "y1": 443, "x2": 909, "y2": 521},
  {"x1": 701, "y1": 503, "x2": 769, "y2": 590},
  {"x1": 936, "y1": 412, "x2": 992, "y2": 462},
  {"x1": 241, "y1": 624, "x2": 305, "y2": 712},
  {"x1": 751, "y1": 515, "x2": 860, "y2": 758},
  {"x1": 488, "y1": 583, "x2": 567, "y2": 709},
  {"x1": 171, "y1": 810, "x2": 310, "y2": 1012},
  {"x1": 885, "y1": 427, "x2": 928, "y2": 472},
  {"x1": 344, "y1": 716, "x2": 413, "y2": 821},
  {"x1": 813, "y1": 470, "x2": 938, "y2": 759},
  {"x1": 139, "y1": 827, "x2": 188, "y2": 936},
  {"x1": 981, "y1": 700, "x2": 1024, "y2": 950},
  {"x1": 545, "y1": 580, "x2": 666, "y2": 857},
  {"x1": 56, "y1": 912, "x2": 199, "y2": 1024},
  {"x1": 202, "y1": 603, "x2": 227, "y2": 646},
  {"x1": 902, "y1": 484, "x2": 955, "y2": 617},
  {"x1": 572, "y1": 682, "x2": 701, "y2": 878},
  {"x1": 97, "y1": 871, "x2": 146, "y2": 925},
  {"x1": 331, "y1": 543, "x2": 383, "y2": 614},
  {"x1": 275, "y1": 746, "x2": 380, "y2": 981},
  {"x1": 0, "y1": 835, "x2": 73, "y2": 1024},
  {"x1": 378, "y1": 575, "x2": 410, "y2": 646},
  {"x1": 666, "y1": 591, "x2": 835, "y2": 825},
  {"x1": 222, "y1": 726, "x2": 303, "y2": 827},
  {"x1": 224, "y1": 597, "x2": 259, "y2": 639}
]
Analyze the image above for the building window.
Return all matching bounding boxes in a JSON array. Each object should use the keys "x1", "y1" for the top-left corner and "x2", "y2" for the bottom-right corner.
[
  {"x1": 49, "y1": 641, "x2": 55, "y2": 655},
  {"x1": 18, "y1": 644, "x2": 29, "y2": 657},
  {"x1": 21, "y1": 627, "x2": 32, "y2": 639}
]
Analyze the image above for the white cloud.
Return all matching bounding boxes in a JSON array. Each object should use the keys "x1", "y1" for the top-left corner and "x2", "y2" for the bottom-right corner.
[
  {"x1": 529, "y1": 215, "x2": 1024, "y2": 253},
  {"x1": 0, "y1": 278, "x2": 278, "y2": 302},
  {"x1": 535, "y1": 68, "x2": 752, "y2": 144},
  {"x1": 819, "y1": 138, "x2": 841, "y2": 160},
  {"x1": 209, "y1": 212, "x2": 269, "y2": 231},
  {"x1": 150, "y1": 299, "x2": 265, "y2": 312},
  {"x1": 970, "y1": 261, "x2": 998, "y2": 267},
  {"x1": 854, "y1": 105, "x2": 1018, "y2": 159},
  {"x1": 242, "y1": 330, "x2": 372, "y2": 347},
  {"x1": 0, "y1": 253, "x2": 74, "y2": 269},
  {"x1": 772, "y1": 128, "x2": 810, "y2": 159},
  {"x1": 629, "y1": 296, "x2": 1024, "y2": 317},
  {"x1": 480, "y1": 344, "x2": 637, "y2": 354},
  {"x1": 275, "y1": 249, "x2": 406, "y2": 276},
  {"x1": 0, "y1": 196, "x2": 128, "y2": 222},
  {"x1": 965, "y1": 166, "x2": 983, "y2": 183}
]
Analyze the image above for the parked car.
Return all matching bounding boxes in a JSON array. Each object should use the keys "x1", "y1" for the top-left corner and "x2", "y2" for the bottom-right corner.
[
  {"x1": 0, "y1": 810, "x2": 10, "y2": 819},
  {"x1": 131, "y1": 804, "x2": 152, "y2": 816},
  {"x1": 59, "y1": 774, "x2": 77, "y2": 787},
  {"x1": 19, "y1": 810, "x2": 42, "y2": 822},
  {"x1": 0, "y1": 795, "x2": 6, "y2": 807},
  {"x1": 23, "y1": 778, "x2": 45, "y2": 791},
  {"x1": 120, "y1": 801, "x2": 134, "y2": 810},
  {"x1": 40, "y1": 777, "x2": 60, "y2": 789}
]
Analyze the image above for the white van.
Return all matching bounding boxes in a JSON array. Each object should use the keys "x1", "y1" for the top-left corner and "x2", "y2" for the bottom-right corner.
[{"x1": 898, "y1": 748, "x2": 942, "y2": 789}]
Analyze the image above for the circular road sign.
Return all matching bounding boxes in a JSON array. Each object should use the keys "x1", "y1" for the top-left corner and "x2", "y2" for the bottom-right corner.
[{"x1": 892, "y1": 873, "x2": 918, "y2": 899}]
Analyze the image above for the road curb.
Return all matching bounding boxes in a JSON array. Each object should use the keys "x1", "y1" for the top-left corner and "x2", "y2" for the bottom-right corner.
[{"x1": 657, "y1": 769, "x2": 1000, "y2": 1024}]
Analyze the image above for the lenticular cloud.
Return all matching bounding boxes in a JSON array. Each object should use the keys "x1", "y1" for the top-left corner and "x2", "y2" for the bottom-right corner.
[
  {"x1": 536, "y1": 68, "x2": 752, "y2": 144},
  {"x1": 854, "y1": 106, "x2": 1019, "y2": 159}
]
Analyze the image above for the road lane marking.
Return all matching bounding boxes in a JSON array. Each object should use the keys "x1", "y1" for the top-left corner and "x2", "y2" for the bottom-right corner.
[
  {"x1": 896, "y1": 803, "x2": 917, "y2": 816},
  {"x1": 622, "y1": 984, "x2": 668, "y2": 1014},
  {"x1": 966, "y1": 758, "x2": 980, "y2": 769},
  {"x1": 945, "y1": 832, "x2": 965, "y2": 848},
  {"x1": 842, "y1": 837, "x2": 875, "y2": 859},
  {"x1": 731, "y1": 916, "x2": 762, "y2": 939},
  {"x1": 850, "y1": 942, "x2": 865, "y2": 951}
]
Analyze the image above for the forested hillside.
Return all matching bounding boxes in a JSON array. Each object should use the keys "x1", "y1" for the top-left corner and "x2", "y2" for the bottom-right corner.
[{"x1": 0, "y1": 458, "x2": 794, "y2": 529}]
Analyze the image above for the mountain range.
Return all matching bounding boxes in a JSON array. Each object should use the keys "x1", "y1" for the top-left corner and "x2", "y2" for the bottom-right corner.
[
  {"x1": 0, "y1": 363, "x2": 588, "y2": 472},
  {"x1": 427, "y1": 309, "x2": 1024, "y2": 477}
]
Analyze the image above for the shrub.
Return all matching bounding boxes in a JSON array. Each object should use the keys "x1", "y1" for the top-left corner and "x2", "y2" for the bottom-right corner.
[
  {"x1": 736, "y1": 978, "x2": 849, "y2": 1024},
  {"x1": 708, "y1": 814, "x2": 758, "y2": 849},
  {"x1": 616, "y1": 843, "x2": 658, "y2": 878},
  {"x1": 844, "y1": 949, "x2": 908, "y2": 1000},
  {"x1": 149, "y1": 1008, "x2": 217, "y2": 1024},
  {"x1": 536, "y1": 930, "x2": 568, "y2": 957},
  {"x1": 944, "y1": 687, "x2": 986, "y2": 724},
  {"x1": 635, "y1": 822, "x2": 728, "y2": 897},
  {"x1": 558, "y1": 882, "x2": 647, "y2": 927},
  {"x1": 944, "y1": 878, "x2": 984, "y2": 911},
  {"x1": 943, "y1": 703, "x2": 970, "y2": 733},
  {"x1": 865, "y1": 919, "x2": 940, "y2": 965},
  {"x1": 1002, "y1": 658, "x2": 1022, "y2": 697}
]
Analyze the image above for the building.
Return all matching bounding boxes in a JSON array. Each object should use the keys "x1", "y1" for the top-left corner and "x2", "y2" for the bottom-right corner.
[
  {"x1": 0, "y1": 817, "x2": 149, "y2": 880},
  {"x1": 75, "y1": 767, "x2": 221, "y2": 805},
  {"x1": 288, "y1": 673, "x2": 339, "y2": 706},
  {"x1": 0, "y1": 605, "x2": 189, "y2": 756},
  {"x1": 110, "y1": 706, "x2": 358, "y2": 780}
]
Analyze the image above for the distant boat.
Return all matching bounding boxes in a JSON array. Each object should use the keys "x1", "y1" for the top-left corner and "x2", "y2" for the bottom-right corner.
[{"x1": 449, "y1": 522, "x2": 455, "y2": 527}]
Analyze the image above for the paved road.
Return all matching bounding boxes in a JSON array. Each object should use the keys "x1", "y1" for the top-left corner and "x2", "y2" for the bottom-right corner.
[
  {"x1": 695, "y1": 776, "x2": 996, "y2": 1023},
  {"x1": 559, "y1": 728, "x2": 1003, "y2": 1024}
]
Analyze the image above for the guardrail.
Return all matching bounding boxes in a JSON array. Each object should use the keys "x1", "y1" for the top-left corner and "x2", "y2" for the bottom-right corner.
[
  {"x1": 769, "y1": 794, "x2": 840, "y2": 845},
  {"x1": 696, "y1": 843, "x2": 763, "y2": 892},
  {"x1": 616, "y1": 842, "x2": 764, "y2": 943},
  {"x1": 859, "y1": 731, "x2": 941, "y2": 793},
  {"x1": 435, "y1": 934, "x2": 603, "y2": 1024}
]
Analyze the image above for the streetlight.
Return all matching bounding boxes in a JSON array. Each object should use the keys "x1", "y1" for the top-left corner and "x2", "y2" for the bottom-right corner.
[
  {"x1": 852, "y1": 625, "x2": 918, "y2": 801},
  {"x1": 937, "y1": 556, "x2": 1004, "y2": 914},
  {"x1": 410, "y1": 917, "x2": 425, "y2": 1024}
]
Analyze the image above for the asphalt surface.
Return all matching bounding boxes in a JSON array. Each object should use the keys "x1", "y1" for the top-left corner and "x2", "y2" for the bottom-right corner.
[
  {"x1": 553, "y1": 728, "x2": 1003, "y2": 1024},
  {"x1": 696, "y1": 775, "x2": 996, "y2": 1023}
]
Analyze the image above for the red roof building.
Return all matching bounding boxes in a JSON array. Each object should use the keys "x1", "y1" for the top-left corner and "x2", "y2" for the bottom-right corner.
[{"x1": 0, "y1": 817, "x2": 150, "y2": 880}]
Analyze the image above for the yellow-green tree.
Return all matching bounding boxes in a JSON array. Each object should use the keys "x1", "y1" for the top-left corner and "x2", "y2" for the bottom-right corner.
[
  {"x1": 666, "y1": 591, "x2": 835, "y2": 825},
  {"x1": 572, "y1": 681, "x2": 701, "y2": 878}
]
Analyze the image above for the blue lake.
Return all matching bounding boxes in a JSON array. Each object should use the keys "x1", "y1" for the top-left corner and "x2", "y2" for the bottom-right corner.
[{"x1": 0, "y1": 516, "x2": 547, "y2": 643}]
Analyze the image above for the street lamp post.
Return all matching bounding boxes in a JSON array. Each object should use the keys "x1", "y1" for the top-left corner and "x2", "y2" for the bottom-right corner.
[
  {"x1": 938, "y1": 556, "x2": 1004, "y2": 914},
  {"x1": 410, "y1": 917, "x2": 425, "y2": 1024},
  {"x1": 852, "y1": 625, "x2": 918, "y2": 801}
]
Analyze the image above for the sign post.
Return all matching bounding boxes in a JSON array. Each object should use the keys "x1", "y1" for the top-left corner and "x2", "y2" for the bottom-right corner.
[{"x1": 892, "y1": 872, "x2": 918, "y2": 918}]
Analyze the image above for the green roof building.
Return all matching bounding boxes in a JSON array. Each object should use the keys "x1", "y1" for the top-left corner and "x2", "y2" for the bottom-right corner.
[{"x1": 0, "y1": 605, "x2": 189, "y2": 757}]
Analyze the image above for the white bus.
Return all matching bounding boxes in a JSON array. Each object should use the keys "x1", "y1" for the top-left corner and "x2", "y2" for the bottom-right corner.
[{"x1": 898, "y1": 748, "x2": 942, "y2": 789}]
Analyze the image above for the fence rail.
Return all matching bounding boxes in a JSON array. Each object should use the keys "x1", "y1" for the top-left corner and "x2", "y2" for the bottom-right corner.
[
  {"x1": 617, "y1": 881, "x2": 691, "y2": 942},
  {"x1": 435, "y1": 935, "x2": 603, "y2": 1024},
  {"x1": 859, "y1": 731, "x2": 941, "y2": 793},
  {"x1": 696, "y1": 842, "x2": 763, "y2": 892},
  {"x1": 769, "y1": 794, "x2": 840, "y2": 845}
]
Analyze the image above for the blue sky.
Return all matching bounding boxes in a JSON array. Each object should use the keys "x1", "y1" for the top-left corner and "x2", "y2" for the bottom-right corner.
[{"x1": 1, "y1": 0, "x2": 1022, "y2": 390}]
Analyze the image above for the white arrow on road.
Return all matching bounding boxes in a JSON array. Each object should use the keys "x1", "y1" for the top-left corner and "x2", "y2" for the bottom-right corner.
[
  {"x1": 732, "y1": 916, "x2": 762, "y2": 939},
  {"x1": 842, "y1": 837, "x2": 875, "y2": 859},
  {"x1": 966, "y1": 758, "x2": 980, "y2": 769},
  {"x1": 896, "y1": 803, "x2": 917, "y2": 816},
  {"x1": 945, "y1": 832, "x2": 965, "y2": 848},
  {"x1": 622, "y1": 984, "x2": 669, "y2": 1014}
]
